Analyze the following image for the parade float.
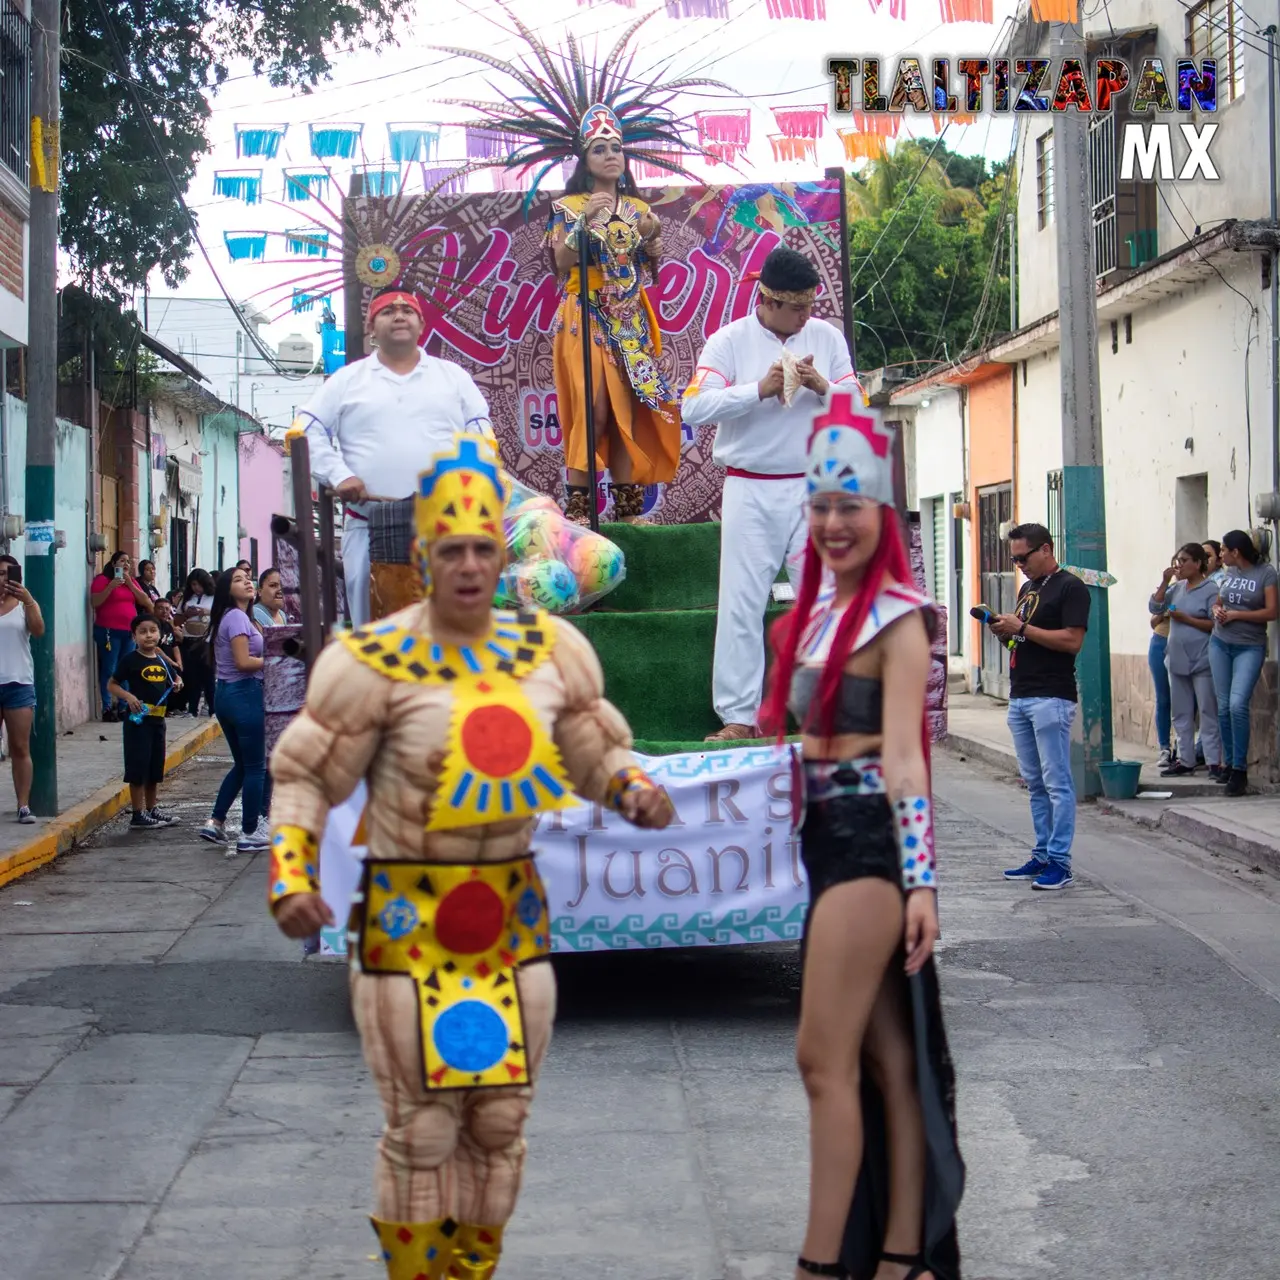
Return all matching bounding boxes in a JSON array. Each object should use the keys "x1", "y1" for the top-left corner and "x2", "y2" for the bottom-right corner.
[{"x1": 243, "y1": 45, "x2": 950, "y2": 956}]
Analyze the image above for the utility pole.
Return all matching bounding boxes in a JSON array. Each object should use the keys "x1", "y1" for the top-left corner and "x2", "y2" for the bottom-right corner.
[
  {"x1": 26, "y1": 0, "x2": 59, "y2": 813},
  {"x1": 1051, "y1": 20, "x2": 1112, "y2": 797}
]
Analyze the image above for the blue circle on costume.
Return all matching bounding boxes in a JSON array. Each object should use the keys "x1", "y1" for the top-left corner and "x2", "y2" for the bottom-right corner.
[
  {"x1": 517, "y1": 888, "x2": 542, "y2": 927},
  {"x1": 432, "y1": 1001, "x2": 507, "y2": 1073}
]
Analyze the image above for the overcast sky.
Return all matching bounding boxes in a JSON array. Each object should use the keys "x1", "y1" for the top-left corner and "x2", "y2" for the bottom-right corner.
[{"x1": 147, "y1": 0, "x2": 1018, "y2": 349}]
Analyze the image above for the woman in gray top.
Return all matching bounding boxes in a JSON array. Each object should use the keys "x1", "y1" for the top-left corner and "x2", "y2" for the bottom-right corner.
[
  {"x1": 1208, "y1": 529, "x2": 1279, "y2": 795},
  {"x1": 1151, "y1": 544, "x2": 1222, "y2": 778}
]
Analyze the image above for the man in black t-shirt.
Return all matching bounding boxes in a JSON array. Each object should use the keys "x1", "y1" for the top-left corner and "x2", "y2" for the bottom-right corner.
[{"x1": 985, "y1": 523, "x2": 1090, "y2": 891}]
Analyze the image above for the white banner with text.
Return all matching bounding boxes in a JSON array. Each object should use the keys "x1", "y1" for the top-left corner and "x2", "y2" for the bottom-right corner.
[{"x1": 317, "y1": 745, "x2": 809, "y2": 955}]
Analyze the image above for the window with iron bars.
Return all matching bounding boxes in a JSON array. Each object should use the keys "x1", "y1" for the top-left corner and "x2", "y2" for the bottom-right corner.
[
  {"x1": 1090, "y1": 114, "x2": 1117, "y2": 278},
  {"x1": 1047, "y1": 470, "x2": 1065, "y2": 555},
  {"x1": 1036, "y1": 131, "x2": 1054, "y2": 229},
  {"x1": 0, "y1": 1, "x2": 28, "y2": 187},
  {"x1": 1188, "y1": 0, "x2": 1244, "y2": 102}
]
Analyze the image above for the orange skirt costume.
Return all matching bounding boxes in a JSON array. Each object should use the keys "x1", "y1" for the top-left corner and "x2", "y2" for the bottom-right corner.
[{"x1": 547, "y1": 193, "x2": 680, "y2": 485}]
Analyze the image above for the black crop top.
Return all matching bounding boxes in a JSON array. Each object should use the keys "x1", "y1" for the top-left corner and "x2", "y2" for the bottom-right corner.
[{"x1": 788, "y1": 667, "x2": 883, "y2": 735}]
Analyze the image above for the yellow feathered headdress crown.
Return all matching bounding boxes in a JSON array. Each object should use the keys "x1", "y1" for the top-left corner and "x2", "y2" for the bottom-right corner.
[{"x1": 415, "y1": 435, "x2": 508, "y2": 547}]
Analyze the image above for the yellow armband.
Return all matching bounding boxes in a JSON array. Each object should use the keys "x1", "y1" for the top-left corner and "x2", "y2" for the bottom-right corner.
[
  {"x1": 604, "y1": 765, "x2": 657, "y2": 811},
  {"x1": 268, "y1": 825, "x2": 321, "y2": 908}
]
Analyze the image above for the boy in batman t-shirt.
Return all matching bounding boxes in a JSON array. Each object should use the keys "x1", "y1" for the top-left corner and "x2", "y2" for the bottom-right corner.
[{"x1": 107, "y1": 614, "x2": 183, "y2": 830}]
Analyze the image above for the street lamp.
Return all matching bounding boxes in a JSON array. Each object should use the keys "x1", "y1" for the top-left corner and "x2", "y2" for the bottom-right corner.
[{"x1": 250, "y1": 382, "x2": 264, "y2": 420}]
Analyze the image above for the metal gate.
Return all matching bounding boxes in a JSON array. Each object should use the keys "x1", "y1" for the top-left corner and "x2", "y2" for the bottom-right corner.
[
  {"x1": 977, "y1": 483, "x2": 1014, "y2": 698},
  {"x1": 98, "y1": 475, "x2": 118, "y2": 565},
  {"x1": 930, "y1": 497, "x2": 946, "y2": 605}
]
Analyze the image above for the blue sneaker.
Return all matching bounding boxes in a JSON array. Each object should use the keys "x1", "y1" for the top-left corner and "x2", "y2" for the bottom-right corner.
[
  {"x1": 1032, "y1": 864, "x2": 1073, "y2": 890},
  {"x1": 1003, "y1": 856, "x2": 1045, "y2": 879}
]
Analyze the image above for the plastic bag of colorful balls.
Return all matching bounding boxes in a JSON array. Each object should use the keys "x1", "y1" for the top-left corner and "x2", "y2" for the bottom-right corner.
[{"x1": 495, "y1": 479, "x2": 626, "y2": 614}]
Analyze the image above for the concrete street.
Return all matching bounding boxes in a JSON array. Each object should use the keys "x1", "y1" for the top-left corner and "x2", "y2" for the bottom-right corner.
[{"x1": 0, "y1": 739, "x2": 1277, "y2": 1279}]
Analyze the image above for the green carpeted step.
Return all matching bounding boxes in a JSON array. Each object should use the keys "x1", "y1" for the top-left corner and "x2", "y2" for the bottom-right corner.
[
  {"x1": 574, "y1": 604, "x2": 786, "y2": 744},
  {"x1": 595, "y1": 521, "x2": 789, "y2": 614},
  {"x1": 595, "y1": 521, "x2": 721, "y2": 613}
]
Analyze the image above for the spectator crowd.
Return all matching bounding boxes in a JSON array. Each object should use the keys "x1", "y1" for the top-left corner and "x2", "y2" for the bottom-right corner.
[{"x1": 72, "y1": 554, "x2": 292, "y2": 840}]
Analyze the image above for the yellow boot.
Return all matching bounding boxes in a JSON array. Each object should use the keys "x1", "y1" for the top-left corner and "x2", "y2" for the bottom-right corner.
[
  {"x1": 449, "y1": 1223, "x2": 504, "y2": 1277},
  {"x1": 370, "y1": 1216, "x2": 459, "y2": 1280}
]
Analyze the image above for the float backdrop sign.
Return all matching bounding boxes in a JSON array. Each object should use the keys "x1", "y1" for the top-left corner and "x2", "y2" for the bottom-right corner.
[
  {"x1": 343, "y1": 181, "x2": 846, "y2": 523},
  {"x1": 317, "y1": 744, "x2": 809, "y2": 956}
]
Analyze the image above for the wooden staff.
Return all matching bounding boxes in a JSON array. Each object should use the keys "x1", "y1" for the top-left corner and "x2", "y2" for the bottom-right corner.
[
  {"x1": 577, "y1": 228, "x2": 601, "y2": 533},
  {"x1": 287, "y1": 436, "x2": 323, "y2": 671}
]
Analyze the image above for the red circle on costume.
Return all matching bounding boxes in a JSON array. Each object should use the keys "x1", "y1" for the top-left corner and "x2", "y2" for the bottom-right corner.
[
  {"x1": 435, "y1": 881, "x2": 505, "y2": 954},
  {"x1": 461, "y1": 705, "x2": 533, "y2": 776}
]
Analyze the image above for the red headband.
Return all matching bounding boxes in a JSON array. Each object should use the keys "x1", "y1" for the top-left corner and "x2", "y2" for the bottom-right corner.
[{"x1": 368, "y1": 291, "x2": 424, "y2": 322}]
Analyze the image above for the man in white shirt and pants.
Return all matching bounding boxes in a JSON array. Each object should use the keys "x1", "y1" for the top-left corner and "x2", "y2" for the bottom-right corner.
[
  {"x1": 297, "y1": 287, "x2": 495, "y2": 625},
  {"x1": 681, "y1": 246, "x2": 861, "y2": 741}
]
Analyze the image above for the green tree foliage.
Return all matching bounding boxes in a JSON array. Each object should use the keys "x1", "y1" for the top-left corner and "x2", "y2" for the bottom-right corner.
[
  {"x1": 61, "y1": 0, "x2": 412, "y2": 300},
  {"x1": 847, "y1": 139, "x2": 1013, "y2": 374}
]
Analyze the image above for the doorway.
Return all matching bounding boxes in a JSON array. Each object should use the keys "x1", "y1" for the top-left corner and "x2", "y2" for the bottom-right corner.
[
  {"x1": 977, "y1": 482, "x2": 1014, "y2": 699},
  {"x1": 169, "y1": 517, "x2": 189, "y2": 592},
  {"x1": 950, "y1": 491, "x2": 964, "y2": 655},
  {"x1": 99, "y1": 475, "x2": 118, "y2": 565}
]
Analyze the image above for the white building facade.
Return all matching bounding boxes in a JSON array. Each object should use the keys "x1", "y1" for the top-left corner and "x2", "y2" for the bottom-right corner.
[
  {"x1": 990, "y1": 0, "x2": 1277, "y2": 752},
  {"x1": 899, "y1": 387, "x2": 971, "y2": 678},
  {"x1": 143, "y1": 296, "x2": 324, "y2": 437}
]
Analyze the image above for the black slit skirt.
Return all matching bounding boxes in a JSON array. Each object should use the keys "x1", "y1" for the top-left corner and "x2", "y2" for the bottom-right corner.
[{"x1": 799, "y1": 791, "x2": 965, "y2": 1280}]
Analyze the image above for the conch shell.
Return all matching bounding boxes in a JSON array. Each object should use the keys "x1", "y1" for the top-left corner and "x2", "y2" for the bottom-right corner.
[{"x1": 780, "y1": 350, "x2": 802, "y2": 406}]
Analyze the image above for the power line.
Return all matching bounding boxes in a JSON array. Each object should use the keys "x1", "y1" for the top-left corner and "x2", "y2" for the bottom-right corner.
[{"x1": 89, "y1": 0, "x2": 312, "y2": 380}]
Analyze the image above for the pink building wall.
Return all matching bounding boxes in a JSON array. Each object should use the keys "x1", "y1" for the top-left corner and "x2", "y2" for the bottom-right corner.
[{"x1": 238, "y1": 433, "x2": 287, "y2": 573}]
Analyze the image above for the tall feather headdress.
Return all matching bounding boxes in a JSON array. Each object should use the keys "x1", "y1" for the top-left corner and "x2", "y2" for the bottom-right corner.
[{"x1": 431, "y1": 7, "x2": 734, "y2": 208}]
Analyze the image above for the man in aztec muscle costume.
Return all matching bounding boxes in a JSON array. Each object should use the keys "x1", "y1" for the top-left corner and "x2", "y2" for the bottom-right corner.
[
  {"x1": 267, "y1": 435, "x2": 674, "y2": 1278},
  {"x1": 298, "y1": 288, "x2": 495, "y2": 626}
]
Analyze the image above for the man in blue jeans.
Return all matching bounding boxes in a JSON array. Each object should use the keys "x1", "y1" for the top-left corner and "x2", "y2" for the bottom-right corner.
[{"x1": 987, "y1": 523, "x2": 1091, "y2": 890}]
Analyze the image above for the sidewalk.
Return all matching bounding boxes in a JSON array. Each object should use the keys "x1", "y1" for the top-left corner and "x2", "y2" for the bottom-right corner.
[
  {"x1": 0, "y1": 714, "x2": 222, "y2": 888},
  {"x1": 944, "y1": 692, "x2": 1280, "y2": 878}
]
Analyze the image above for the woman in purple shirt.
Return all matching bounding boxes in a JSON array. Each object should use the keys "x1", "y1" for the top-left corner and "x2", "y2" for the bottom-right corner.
[{"x1": 198, "y1": 567, "x2": 272, "y2": 854}]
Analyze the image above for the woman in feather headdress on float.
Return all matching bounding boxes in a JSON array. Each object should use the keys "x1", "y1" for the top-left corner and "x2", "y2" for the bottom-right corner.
[{"x1": 436, "y1": 14, "x2": 723, "y2": 524}]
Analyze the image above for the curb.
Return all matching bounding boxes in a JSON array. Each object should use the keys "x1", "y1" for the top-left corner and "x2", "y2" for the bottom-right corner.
[
  {"x1": 1159, "y1": 809, "x2": 1280, "y2": 878},
  {"x1": 944, "y1": 733, "x2": 1243, "y2": 800},
  {"x1": 0, "y1": 720, "x2": 224, "y2": 889},
  {"x1": 1096, "y1": 799, "x2": 1280, "y2": 879},
  {"x1": 940, "y1": 733, "x2": 1021, "y2": 776}
]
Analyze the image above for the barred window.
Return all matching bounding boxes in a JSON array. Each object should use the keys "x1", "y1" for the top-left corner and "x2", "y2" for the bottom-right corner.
[
  {"x1": 1036, "y1": 131, "x2": 1054, "y2": 229},
  {"x1": 1187, "y1": 0, "x2": 1243, "y2": 102},
  {"x1": 0, "y1": 1, "x2": 29, "y2": 186}
]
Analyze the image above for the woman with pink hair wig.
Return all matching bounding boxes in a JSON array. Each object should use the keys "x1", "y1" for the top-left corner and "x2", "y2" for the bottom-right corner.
[{"x1": 759, "y1": 395, "x2": 964, "y2": 1280}]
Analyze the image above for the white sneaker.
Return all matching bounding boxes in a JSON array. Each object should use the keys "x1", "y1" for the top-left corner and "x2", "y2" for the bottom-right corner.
[
  {"x1": 198, "y1": 820, "x2": 228, "y2": 845},
  {"x1": 237, "y1": 823, "x2": 271, "y2": 853},
  {"x1": 1157, "y1": 749, "x2": 1171, "y2": 769}
]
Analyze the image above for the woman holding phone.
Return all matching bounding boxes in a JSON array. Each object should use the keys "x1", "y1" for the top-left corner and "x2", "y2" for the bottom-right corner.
[
  {"x1": 0, "y1": 554, "x2": 43, "y2": 822},
  {"x1": 89, "y1": 551, "x2": 153, "y2": 720}
]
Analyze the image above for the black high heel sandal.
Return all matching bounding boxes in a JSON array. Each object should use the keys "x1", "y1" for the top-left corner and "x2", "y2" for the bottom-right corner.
[
  {"x1": 796, "y1": 1261, "x2": 846, "y2": 1277},
  {"x1": 880, "y1": 1250, "x2": 929, "y2": 1279}
]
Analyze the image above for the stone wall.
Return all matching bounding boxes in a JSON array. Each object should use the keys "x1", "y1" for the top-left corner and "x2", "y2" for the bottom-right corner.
[{"x1": 1111, "y1": 649, "x2": 1279, "y2": 779}]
